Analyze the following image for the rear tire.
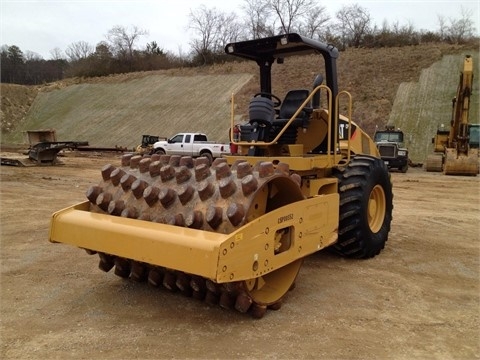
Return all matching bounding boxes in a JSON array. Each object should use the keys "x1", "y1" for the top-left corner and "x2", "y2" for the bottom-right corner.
[{"x1": 332, "y1": 155, "x2": 393, "y2": 258}]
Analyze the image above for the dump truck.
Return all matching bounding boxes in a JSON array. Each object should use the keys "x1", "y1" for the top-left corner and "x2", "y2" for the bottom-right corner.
[
  {"x1": 374, "y1": 125, "x2": 409, "y2": 172},
  {"x1": 425, "y1": 55, "x2": 479, "y2": 175},
  {"x1": 49, "y1": 33, "x2": 393, "y2": 318}
]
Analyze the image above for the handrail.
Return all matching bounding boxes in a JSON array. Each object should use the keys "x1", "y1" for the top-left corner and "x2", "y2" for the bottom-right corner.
[{"x1": 335, "y1": 90, "x2": 353, "y2": 164}]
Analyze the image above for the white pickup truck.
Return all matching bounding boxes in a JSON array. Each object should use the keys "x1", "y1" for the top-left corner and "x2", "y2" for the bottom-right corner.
[{"x1": 152, "y1": 132, "x2": 231, "y2": 163}]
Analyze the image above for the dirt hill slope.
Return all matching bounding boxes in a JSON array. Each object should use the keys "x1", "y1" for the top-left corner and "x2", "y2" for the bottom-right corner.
[
  {"x1": 0, "y1": 84, "x2": 38, "y2": 134},
  {"x1": 1, "y1": 43, "x2": 477, "y2": 152},
  {"x1": 2, "y1": 74, "x2": 252, "y2": 148}
]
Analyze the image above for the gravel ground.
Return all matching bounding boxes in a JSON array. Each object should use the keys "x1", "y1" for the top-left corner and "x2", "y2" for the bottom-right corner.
[{"x1": 1, "y1": 152, "x2": 479, "y2": 359}]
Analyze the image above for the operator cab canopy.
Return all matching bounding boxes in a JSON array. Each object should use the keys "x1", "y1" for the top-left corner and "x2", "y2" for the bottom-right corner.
[
  {"x1": 224, "y1": 33, "x2": 339, "y2": 98},
  {"x1": 224, "y1": 33, "x2": 338, "y2": 64}
]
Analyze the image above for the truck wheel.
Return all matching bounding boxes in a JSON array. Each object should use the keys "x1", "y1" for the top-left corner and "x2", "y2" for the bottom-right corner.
[
  {"x1": 332, "y1": 155, "x2": 393, "y2": 258},
  {"x1": 200, "y1": 152, "x2": 213, "y2": 165},
  {"x1": 400, "y1": 164, "x2": 408, "y2": 173},
  {"x1": 155, "y1": 149, "x2": 166, "y2": 155}
]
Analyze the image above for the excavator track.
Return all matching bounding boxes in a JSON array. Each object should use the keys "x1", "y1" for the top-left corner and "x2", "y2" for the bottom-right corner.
[
  {"x1": 84, "y1": 153, "x2": 305, "y2": 318},
  {"x1": 425, "y1": 154, "x2": 443, "y2": 172}
]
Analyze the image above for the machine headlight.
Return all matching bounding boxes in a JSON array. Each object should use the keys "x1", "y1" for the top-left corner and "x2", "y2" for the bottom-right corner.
[{"x1": 398, "y1": 150, "x2": 406, "y2": 156}]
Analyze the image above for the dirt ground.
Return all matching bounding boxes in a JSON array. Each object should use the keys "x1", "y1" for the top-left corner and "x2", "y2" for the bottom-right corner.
[{"x1": 1, "y1": 151, "x2": 479, "y2": 360}]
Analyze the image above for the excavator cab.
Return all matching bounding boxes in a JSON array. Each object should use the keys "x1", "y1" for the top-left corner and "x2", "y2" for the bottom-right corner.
[{"x1": 468, "y1": 124, "x2": 480, "y2": 148}]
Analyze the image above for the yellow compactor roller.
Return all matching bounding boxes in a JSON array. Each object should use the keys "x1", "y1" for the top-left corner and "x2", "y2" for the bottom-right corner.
[{"x1": 49, "y1": 34, "x2": 393, "y2": 318}]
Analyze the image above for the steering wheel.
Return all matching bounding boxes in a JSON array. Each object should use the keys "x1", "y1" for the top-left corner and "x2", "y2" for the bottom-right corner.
[{"x1": 254, "y1": 92, "x2": 282, "y2": 107}]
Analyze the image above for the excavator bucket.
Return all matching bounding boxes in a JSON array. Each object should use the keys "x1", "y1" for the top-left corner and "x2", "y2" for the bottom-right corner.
[{"x1": 444, "y1": 148, "x2": 479, "y2": 175}]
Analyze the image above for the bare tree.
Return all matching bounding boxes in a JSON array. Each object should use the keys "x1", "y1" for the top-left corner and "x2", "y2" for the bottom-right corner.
[
  {"x1": 335, "y1": 4, "x2": 372, "y2": 48},
  {"x1": 65, "y1": 41, "x2": 94, "y2": 61},
  {"x1": 188, "y1": 5, "x2": 243, "y2": 65},
  {"x1": 23, "y1": 50, "x2": 42, "y2": 61},
  {"x1": 241, "y1": 0, "x2": 323, "y2": 38},
  {"x1": 242, "y1": 0, "x2": 273, "y2": 38},
  {"x1": 188, "y1": 5, "x2": 220, "y2": 64},
  {"x1": 445, "y1": 7, "x2": 476, "y2": 43},
  {"x1": 49, "y1": 47, "x2": 64, "y2": 60},
  {"x1": 217, "y1": 14, "x2": 245, "y2": 46},
  {"x1": 300, "y1": 4, "x2": 330, "y2": 40},
  {"x1": 391, "y1": 20, "x2": 418, "y2": 45},
  {"x1": 436, "y1": 15, "x2": 447, "y2": 40},
  {"x1": 270, "y1": 0, "x2": 317, "y2": 34},
  {"x1": 106, "y1": 25, "x2": 148, "y2": 59}
]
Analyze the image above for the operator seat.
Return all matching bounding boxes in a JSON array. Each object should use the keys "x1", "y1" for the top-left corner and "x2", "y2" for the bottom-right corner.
[
  {"x1": 239, "y1": 96, "x2": 276, "y2": 155},
  {"x1": 271, "y1": 89, "x2": 312, "y2": 144}
]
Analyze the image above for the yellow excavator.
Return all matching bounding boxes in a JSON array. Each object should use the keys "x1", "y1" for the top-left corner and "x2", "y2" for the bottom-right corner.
[
  {"x1": 49, "y1": 34, "x2": 393, "y2": 318},
  {"x1": 426, "y1": 55, "x2": 479, "y2": 175}
]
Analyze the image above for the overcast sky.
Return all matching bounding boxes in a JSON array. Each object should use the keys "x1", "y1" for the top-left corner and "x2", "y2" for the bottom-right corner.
[{"x1": 1, "y1": 0, "x2": 479, "y2": 59}]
